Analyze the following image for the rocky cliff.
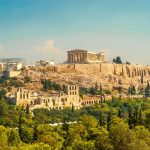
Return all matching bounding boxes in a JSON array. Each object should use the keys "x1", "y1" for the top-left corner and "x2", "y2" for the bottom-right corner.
[
  {"x1": 20, "y1": 63, "x2": 150, "y2": 91},
  {"x1": 56, "y1": 63, "x2": 150, "y2": 78}
]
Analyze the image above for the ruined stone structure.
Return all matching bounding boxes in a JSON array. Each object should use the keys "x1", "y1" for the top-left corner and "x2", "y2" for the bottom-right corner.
[
  {"x1": 54, "y1": 63, "x2": 150, "y2": 91},
  {"x1": 15, "y1": 87, "x2": 31, "y2": 106},
  {"x1": 67, "y1": 49, "x2": 106, "y2": 64},
  {"x1": 18, "y1": 62, "x2": 150, "y2": 98},
  {"x1": 14, "y1": 85, "x2": 82, "y2": 110}
]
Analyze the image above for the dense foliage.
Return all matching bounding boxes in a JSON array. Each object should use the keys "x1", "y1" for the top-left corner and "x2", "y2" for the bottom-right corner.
[
  {"x1": 113, "y1": 56, "x2": 123, "y2": 64},
  {"x1": 42, "y1": 79, "x2": 62, "y2": 91},
  {"x1": 0, "y1": 93, "x2": 150, "y2": 149}
]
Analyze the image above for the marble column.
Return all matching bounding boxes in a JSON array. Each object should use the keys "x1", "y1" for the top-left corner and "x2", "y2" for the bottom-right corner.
[
  {"x1": 73, "y1": 54, "x2": 75, "y2": 62},
  {"x1": 77, "y1": 53, "x2": 79, "y2": 62},
  {"x1": 80, "y1": 53, "x2": 82, "y2": 62},
  {"x1": 68, "y1": 54, "x2": 71, "y2": 62},
  {"x1": 84, "y1": 54, "x2": 87, "y2": 61},
  {"x1": 72, "y1": 54, "x2": 74, "y2": 62},
  {"x1": 70, "y1": 54, "x2": 72, "y2": 62},
  {"x1": 75, "y1": 54, "x2": 76, "y2": 62}
]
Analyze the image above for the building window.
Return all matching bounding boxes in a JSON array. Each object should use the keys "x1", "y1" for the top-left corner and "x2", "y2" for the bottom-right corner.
[
  {"x1": 23, "y1": 94, "x2": 25, "y2": 99},
  {"x1": 20, "y1": 94, "x2": 22, "y2": 99},
  {"x1": 27, "y1": 94, "x2": 28, "y2": 99}
]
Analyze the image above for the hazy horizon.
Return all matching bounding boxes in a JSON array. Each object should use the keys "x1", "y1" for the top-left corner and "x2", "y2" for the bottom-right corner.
[{"x1": 0, "y1": 0, "x2": 150, "y2": 64}]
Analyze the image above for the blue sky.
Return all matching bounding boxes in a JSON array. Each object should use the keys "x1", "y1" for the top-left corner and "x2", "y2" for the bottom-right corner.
[{"x1": 0, "y1": 0, "x2": 150, "y2": 64}]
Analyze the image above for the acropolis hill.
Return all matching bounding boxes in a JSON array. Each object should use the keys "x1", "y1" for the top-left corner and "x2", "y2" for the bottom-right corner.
[
  {"x1": 20, "y1": 63, "x2": 150, "y2": 92},
  {"x1": 2, "y1": 49, "x2": 150, "y2": 92}
]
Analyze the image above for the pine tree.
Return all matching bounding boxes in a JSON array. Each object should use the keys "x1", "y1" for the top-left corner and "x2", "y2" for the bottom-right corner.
[
  {"x1": 141, "y1": 75, "x2": 144, "y2": 84},
  {"x1": 100, "y1": 84, "x2": 103, "y2": 92},
  {"x1": 71, "y1": 104, "x2": 75, "y2": 113},
  {"x1": 138, "y1": 109, "x2": 143, "y2": 125},
  {"x1": 62, "y1": 118, "x2": 69, "y2": 133},
  {"x1": 118, "y1": 109, "x2": 122, "y2": 118},
  {"x1": 18, "y1": 114, "x2": 22, "y2": 139},
  {"x1": 107, "y1": 111, "x2": 112, "y2": 131},
  {"x1": 132, "y1": 85, "x2": 136, "y2": 95},
  {"x1": 98, "y1": 111, "x2": 104, "y2": 126},
  {"x1": 145, "y1": 81, "x2": 150, "y2": 97},
  {"x1": 128, "y1": 111, "x2": 135, "y2": 129},
  {"x1": 33, "y1": 124, "x2": 38, "y2": 142},
  {"x1": 26, "y1": 104, "x2": 30, "y2": 115},
  {"x1": 128, "y1": 86, "x2": 131, "y2": 95}
]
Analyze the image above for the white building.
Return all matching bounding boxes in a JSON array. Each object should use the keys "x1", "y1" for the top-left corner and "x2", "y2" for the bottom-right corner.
[{"x1": 36, "y1": 60, "x2": 55, "y2": 66}]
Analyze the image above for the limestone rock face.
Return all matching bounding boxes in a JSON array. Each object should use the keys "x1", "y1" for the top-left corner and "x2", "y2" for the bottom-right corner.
[
  {"x1": 56, "y1": 64, "x2": 150, "y2": 77},
  {"x1": 20, "y1": 64, "x2": 150, "y2": 91}
]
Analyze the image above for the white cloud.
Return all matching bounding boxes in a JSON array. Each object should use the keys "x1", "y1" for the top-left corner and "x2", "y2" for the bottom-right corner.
[
  {"x1": 0, "y1": 40, "x2": 66, "y2": 64},
  {"x1": 29, "y1": 40, "x2": 60, "y2": 55},
  {"x1": 19, "y1": 39, "x2": 66, "y2": 63}
]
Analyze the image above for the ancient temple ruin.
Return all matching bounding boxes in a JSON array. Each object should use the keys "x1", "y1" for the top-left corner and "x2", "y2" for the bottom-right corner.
[{"x1": 67, "y1": 49, "x2": 106, "y2": 64}]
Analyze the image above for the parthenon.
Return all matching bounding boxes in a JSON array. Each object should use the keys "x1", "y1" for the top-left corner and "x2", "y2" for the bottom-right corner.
[{"x1": 67, "y1": 49, "x2": 106, "y2": 64}]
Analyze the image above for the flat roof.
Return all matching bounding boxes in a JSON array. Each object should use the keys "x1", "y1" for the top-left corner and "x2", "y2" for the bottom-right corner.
[
  {"x1": 67, "y1": 49, "x2": 106, "y2": 55},
  {"x1": 67, "y1": 49, "x2": 88, "y2": 53}
]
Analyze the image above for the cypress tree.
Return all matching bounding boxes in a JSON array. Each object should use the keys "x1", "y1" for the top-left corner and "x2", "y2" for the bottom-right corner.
[
  {"x1": 71, "y1": 104, "x2": 75, "y2": 113},
  {"x1": 33, "y1": 124, "x2": 38, "y2": 142},
  {"x1": 138, "y1": 109, "x2": 143, "y2": 125},
  {"x1": 98, "y1": 111, "x2": 104, "y2": 126},
  {"x1": 18, "y1": 114, "x2": 22, "y2": 139},
  {"x1": 118, "y1": 109, "x2": 122, "y2": 118},
  {"x1": 107, "y1": 111, "x2": 112, "y2": 131},
  {"x1": 25, "y1": 104, "x2": 30, "y2": 115}
]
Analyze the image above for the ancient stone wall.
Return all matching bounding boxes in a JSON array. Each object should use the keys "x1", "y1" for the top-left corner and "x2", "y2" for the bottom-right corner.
[{"x1": 56, "y1": 63, "x2": 150, "y2": 78}]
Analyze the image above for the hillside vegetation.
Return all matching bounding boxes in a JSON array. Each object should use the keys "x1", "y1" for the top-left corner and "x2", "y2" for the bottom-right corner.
[{"x1": 0, "y1": 90, "x2": 150, "y2": 150}]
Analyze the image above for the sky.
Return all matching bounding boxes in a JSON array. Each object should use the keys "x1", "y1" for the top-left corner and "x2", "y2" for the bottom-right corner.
[{"x1": 0, "y1": 0, "x2": 150, "y2": 64}]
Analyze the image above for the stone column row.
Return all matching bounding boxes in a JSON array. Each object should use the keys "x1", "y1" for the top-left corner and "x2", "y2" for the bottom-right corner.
[{"x1": 68, "y1": 53, "x2": 87, "y2": 63}]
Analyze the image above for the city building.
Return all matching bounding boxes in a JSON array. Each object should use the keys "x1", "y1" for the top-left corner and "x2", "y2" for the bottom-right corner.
[
  {"x1": 3, "y1": 70, "x2": 22, "y2": 78},
  {"x1": 36, "y1": 60, "x2": 55, "y2": 66},
  {"x1": 0, "y1": 58, "x2": 24, "y2": 71},
  {"x1": 67, "y1": 49, "x2": 106, "y2": 64}
]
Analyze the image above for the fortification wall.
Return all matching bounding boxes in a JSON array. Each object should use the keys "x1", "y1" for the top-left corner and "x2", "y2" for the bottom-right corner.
[{"x1": 56, "y1": 63, "x2": 150, "y2": 78}]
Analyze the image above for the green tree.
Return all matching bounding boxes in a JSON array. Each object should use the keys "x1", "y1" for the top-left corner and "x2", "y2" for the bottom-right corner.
[
  {"x1": 133, "y1": 126, "x2": 150, "y2": 147},
  {"x1": 72, "y1": 140, "x2": 95, "y2": 150},
  {"x1": 145, "y1": 81, "x2": 150, "y2": 97},
  {"x1": 80, "y1": 115, "x2": 98, "y2": 130},
  {"x1": 39, "y1": 132, "x2": 64, "y2": 149},
  {"x1": 0, "y1": 126, "x2": 8, "y2": 149},
  {"x1": 109, "y1": 116, "x2": 137, "y2": 150},
  {"x1": 113, "y1": 56, "x2": 122, "y2": 64},
  {"x1": 64, "y1": 123, "x2": 88, "y2": 149},
  {"x1": 95, "y1": 127, "x2": 113, "y2": 150},
  {"x1": 7, "y1": 128, "x2": 20, "y2": 147}
]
